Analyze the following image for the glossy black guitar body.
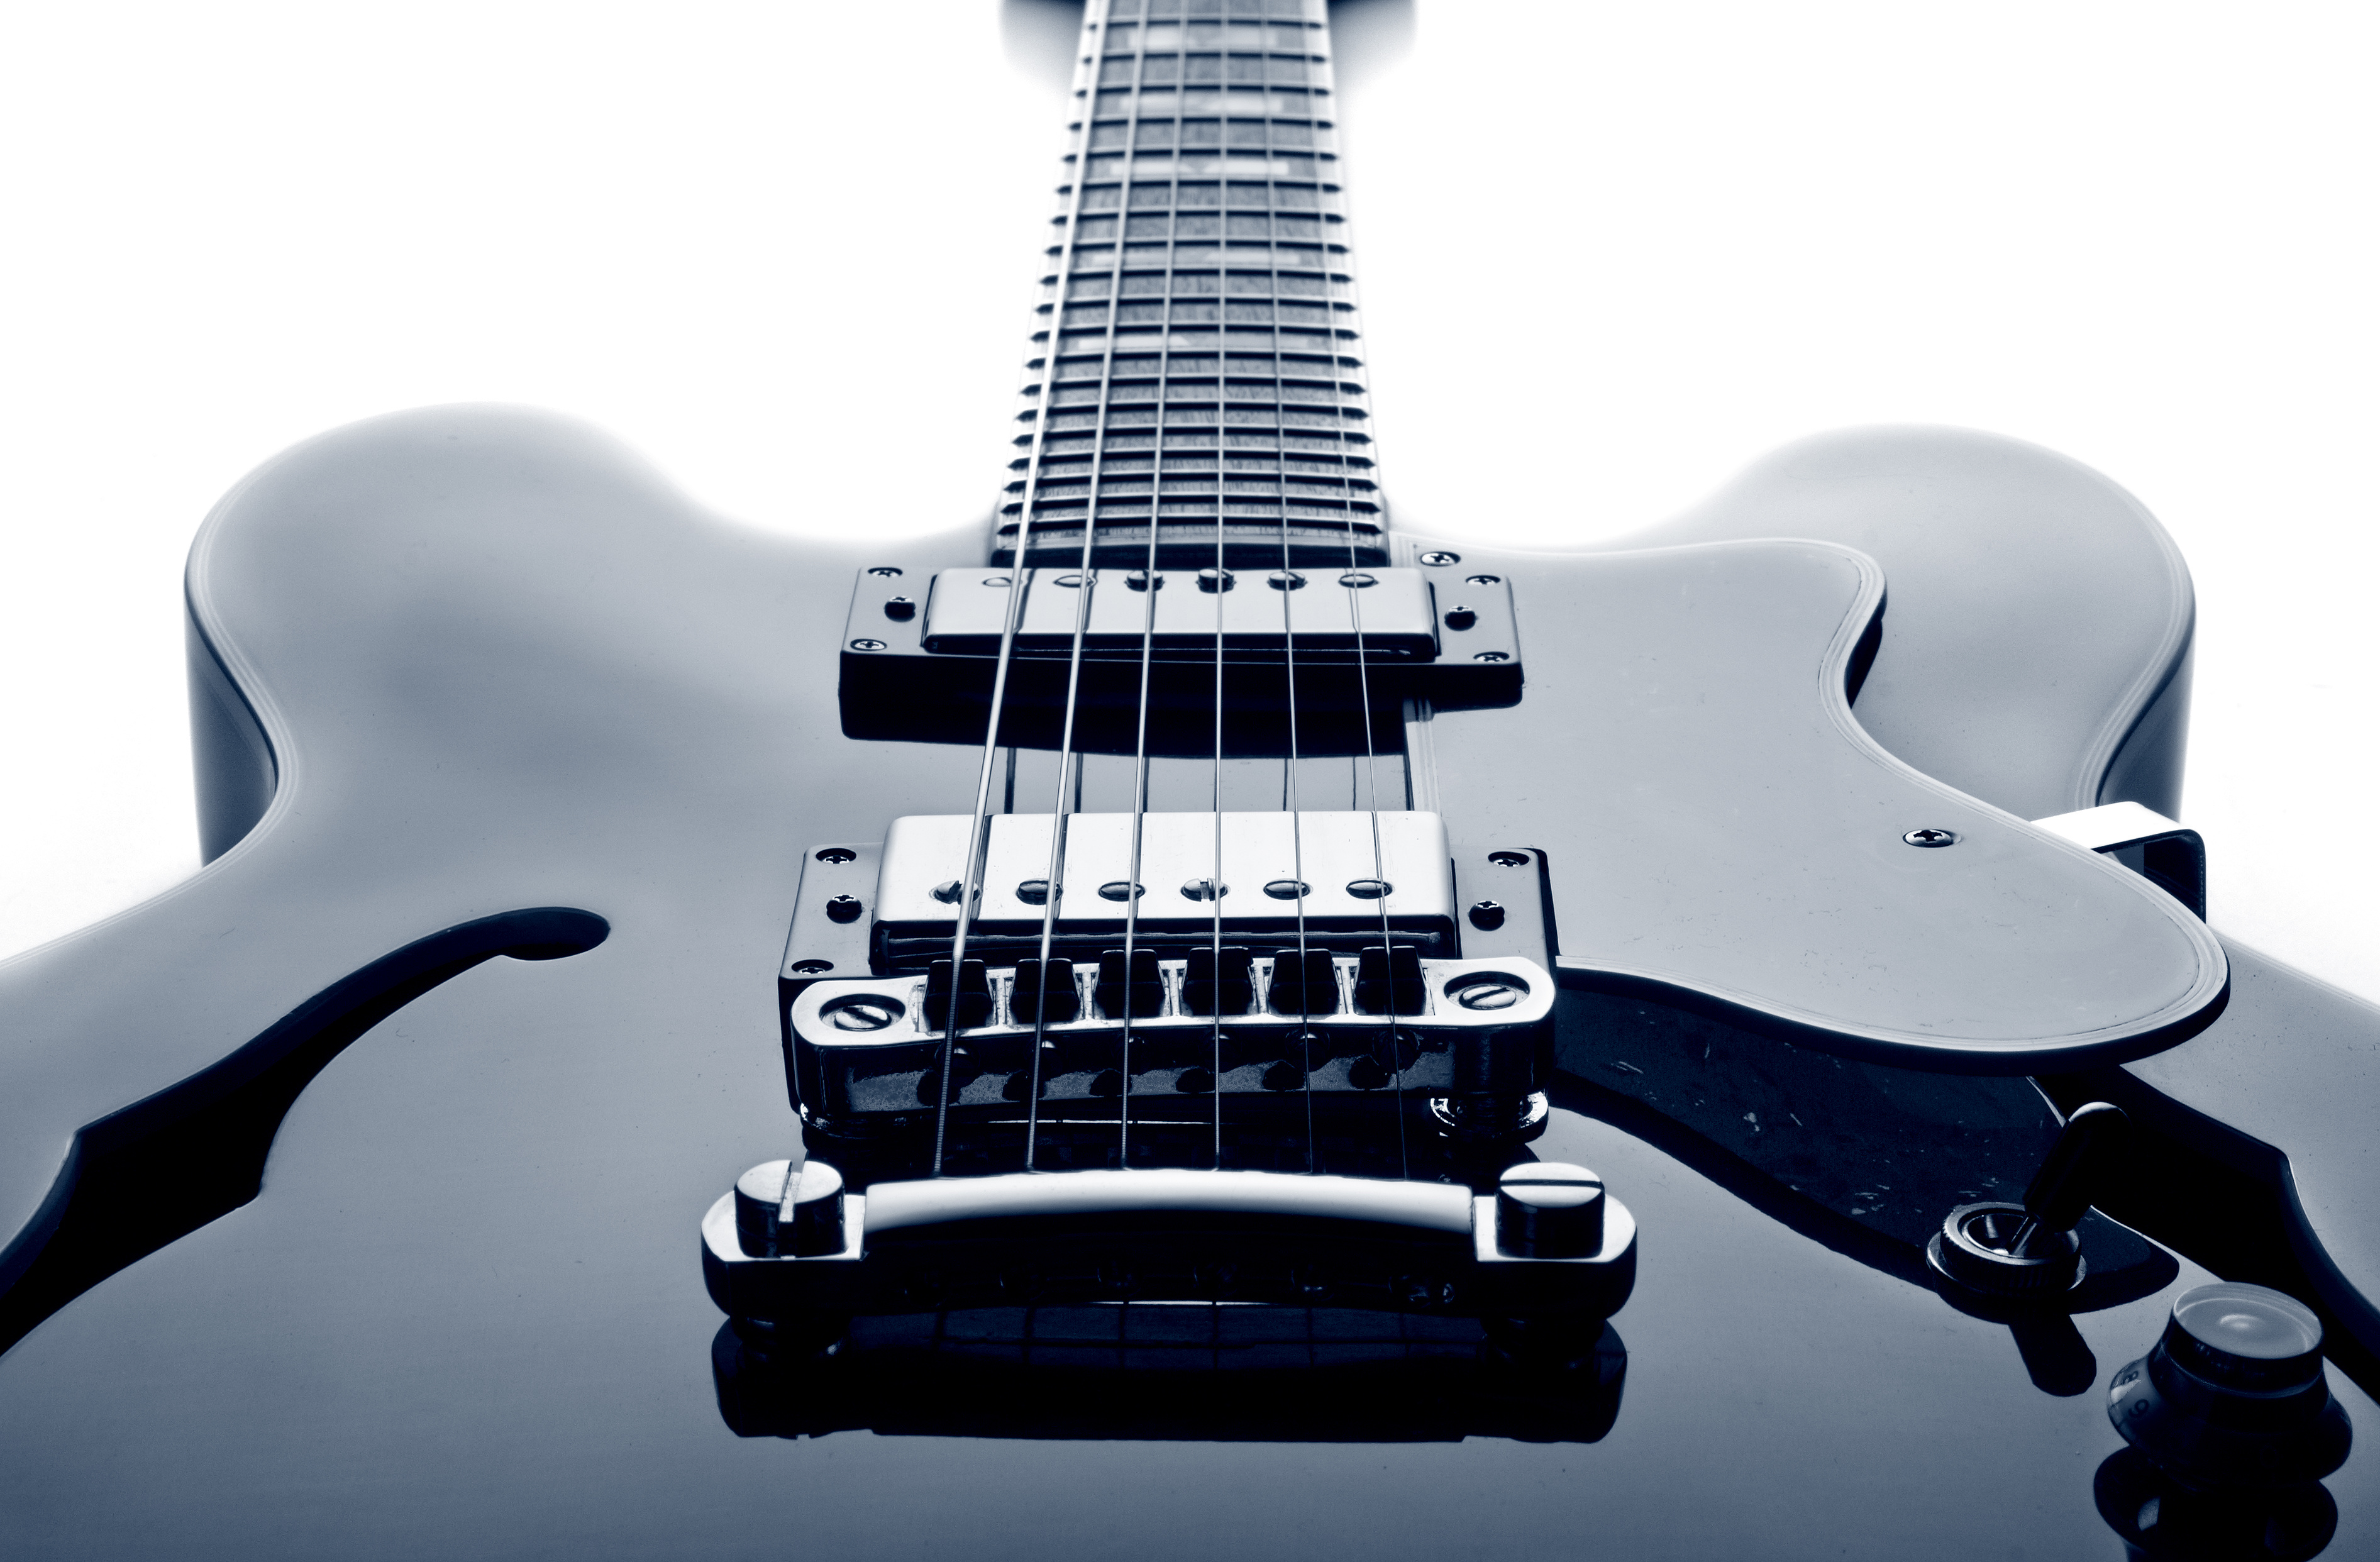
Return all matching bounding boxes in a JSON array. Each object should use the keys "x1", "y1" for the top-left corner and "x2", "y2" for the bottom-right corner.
[{"x1": 0, "y1": 408, "x2": 2372, "y2": 1559}]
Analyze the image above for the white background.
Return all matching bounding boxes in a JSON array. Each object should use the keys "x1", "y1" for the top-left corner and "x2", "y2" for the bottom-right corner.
[{"x1": 2, "y1": 2, "x2": 2374, "y2": 998}]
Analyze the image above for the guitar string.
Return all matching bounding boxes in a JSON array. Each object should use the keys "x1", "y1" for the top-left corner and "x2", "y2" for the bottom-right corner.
[
  {"x1": 932, "y1": 1, "x2": 1109, "y2": 1178},
  {"x1": 945, "y1": 0, "x2": 1370, "y2": 1182},
  {"x1": 1273, "y1": 307, "x2": 1317, "y2": 1180},
  {"x1": 1114, "y1": 28, "x2": 1178, "y2": 1172},
  {"x1": 1199, "y1": 26, "x2": 1229, "y2": 1168},
  {"x1": 1308, "y1": 28, "x2": 1411, "y2": 1185},
  {"x1": 1261, "y1": 12, "x2": 1326, "y2": 1178},
  {"x1": 1022, "y1": 0, "x2": 1131, "y2": 1175},
  {"x1": 1209, "y1": 463, "x2": 1228, "y2": 1173}
]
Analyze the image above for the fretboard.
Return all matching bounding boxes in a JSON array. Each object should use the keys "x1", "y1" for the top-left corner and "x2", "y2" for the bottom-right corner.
[{"x1": 992, "y1": 0, "x2": 1386, "y2": 571}]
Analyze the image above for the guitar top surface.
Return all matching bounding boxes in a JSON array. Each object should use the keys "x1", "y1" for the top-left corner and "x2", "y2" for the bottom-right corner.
[{"x1": 0, "y1": 404, "x2": 2364, "y2": 1560}]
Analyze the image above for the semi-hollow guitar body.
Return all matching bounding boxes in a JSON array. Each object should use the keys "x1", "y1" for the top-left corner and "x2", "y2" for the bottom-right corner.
[
  {"x1": 0, "y1": 407, "x2": 2366, "y2": 1559},
  {"x1": 4, "y1": 1, "x2": 2376, "y2": 1555}
]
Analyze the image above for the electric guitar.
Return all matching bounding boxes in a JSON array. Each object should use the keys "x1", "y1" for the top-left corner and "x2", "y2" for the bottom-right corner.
[{"x1": 3, "y1": 3, "x2": 2373, "y2": 1556}]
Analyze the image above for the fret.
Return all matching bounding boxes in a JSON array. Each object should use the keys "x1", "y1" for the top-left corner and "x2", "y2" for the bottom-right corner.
[{"x1": 992, "y1": 0, "x2": 1385, "y2": 570}]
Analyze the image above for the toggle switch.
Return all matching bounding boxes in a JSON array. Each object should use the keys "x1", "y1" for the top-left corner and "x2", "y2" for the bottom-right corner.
[{"x1": 1930, "y1": 1101, "x2": 2128, "y2": 1300}]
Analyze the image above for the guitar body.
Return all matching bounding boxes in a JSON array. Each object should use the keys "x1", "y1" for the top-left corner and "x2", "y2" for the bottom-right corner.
[{"x1": 0, "y1": 406, "x2": 2364, "y2": 1557}]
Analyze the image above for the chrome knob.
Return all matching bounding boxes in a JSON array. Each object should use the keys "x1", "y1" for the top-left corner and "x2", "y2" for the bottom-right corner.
[{"x1": 2109, "y1": 1282, "x2": 2351, "y2": 1487}]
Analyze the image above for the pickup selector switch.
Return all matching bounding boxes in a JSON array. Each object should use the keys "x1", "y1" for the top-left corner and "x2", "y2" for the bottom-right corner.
[{"x1": 1930, "y1": 1101, "x2": 2127, "y2": 1299}]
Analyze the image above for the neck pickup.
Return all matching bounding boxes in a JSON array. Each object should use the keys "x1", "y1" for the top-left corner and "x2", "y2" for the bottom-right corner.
[{"x1": 841, "y1": 566, "x2": 1520, "y2": 753}]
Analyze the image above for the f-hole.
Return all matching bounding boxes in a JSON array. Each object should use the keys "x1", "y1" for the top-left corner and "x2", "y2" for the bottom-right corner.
[{"x1": 0, "y1": 906, "x2": 609, "y2": 1357}]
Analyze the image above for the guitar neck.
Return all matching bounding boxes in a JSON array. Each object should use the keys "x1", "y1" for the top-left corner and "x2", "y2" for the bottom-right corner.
[{"x1": 993, "y1": 0, "x2": 1387, "y2": 571}]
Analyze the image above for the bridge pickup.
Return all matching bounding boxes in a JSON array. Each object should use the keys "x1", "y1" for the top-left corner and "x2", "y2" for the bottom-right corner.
[
  {"x1": 867, "y1": 810, "x2": 1460, "y2": 973},
  {"x1": 839, "y1": 566, "x2": 1520, "y2": 753}
]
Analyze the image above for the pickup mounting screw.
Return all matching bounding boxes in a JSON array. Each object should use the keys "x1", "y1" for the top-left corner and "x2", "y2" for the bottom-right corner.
[
  {"x1": 1443, "y1": 606, "x2": 1477, "y2": 631},
  {"x1": 789, "y1": 959, "x2": 833, "y2": 975},
  {"x1": 866, "y1": 567, "x2": 903, "y2": 578},
  {"x1": 1904, "y1": 828, "x2": 1959, "y2": 847},
  {"x1": 849, "y1": 638, "x2": 887, "y2": 652},
  {"x1": 1464, "y1": 574, "x2": 1502, "y2": 585},
  {"x1": 815, "y1": 847, "x2": 857, "y2": 865},
  {"x1": 1474, "y1": 651, "x2": 1510, "y2": 662},
  {"x1": 1487, "y1": 851, "x2": 1530, "y2": 868},
  {"x1": 1419, "y1": 551, "x2": 1461, "y2": 567},
  {"x1": 882, "y1": 596, "x2": 916, "y2": 621},
  {"x1": 824, "y1": 894, "x2": 863, "y2": 924},
  {"x1": 1468, "y1": 900, "x2": 1506, "y2": 930}
]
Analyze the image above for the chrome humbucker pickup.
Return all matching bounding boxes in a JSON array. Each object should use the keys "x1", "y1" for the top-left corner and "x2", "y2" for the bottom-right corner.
[
  {"x1": 838, "y1": 565, "x2": 1521, "y2": 752},
  {"x1": 916, "y1": 565, "x2": 1442, "y2": 658},
  {"x1": 785, "y1": 951, "x2": 1553, "y2": 1136},
  {"x1": 870, "y1": 809, "x2": 1459, "y2": 970}
]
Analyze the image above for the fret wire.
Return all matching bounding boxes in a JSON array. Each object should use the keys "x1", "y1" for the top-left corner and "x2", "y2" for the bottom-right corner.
[{"x1": 999, "y1": 0, "x2": 1375, "y2": 572}]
